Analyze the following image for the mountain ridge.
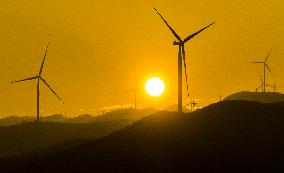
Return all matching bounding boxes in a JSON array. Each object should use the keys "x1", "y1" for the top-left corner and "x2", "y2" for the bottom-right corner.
[
  {"x1": 224, "y1": 91, "x2": 284, "y2": 103},
  {"x1": 1, "y1": 100, "x2": 283, "y2": 172}
]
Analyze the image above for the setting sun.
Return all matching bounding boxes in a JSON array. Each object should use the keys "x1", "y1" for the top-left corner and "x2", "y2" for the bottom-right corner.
[{"x1": 145, "y1": 77, "x2": 165, "y2": 97}]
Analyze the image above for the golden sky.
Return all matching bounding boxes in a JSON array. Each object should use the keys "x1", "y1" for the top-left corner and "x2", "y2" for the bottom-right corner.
[{"x1": 0, "y1": 0, "x2": 283, "y2": 117}]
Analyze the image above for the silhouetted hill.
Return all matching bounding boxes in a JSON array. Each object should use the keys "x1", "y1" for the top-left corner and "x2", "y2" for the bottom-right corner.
[
  {"x1": 0, "y1": 114, "x2": 97, "y2": 126},
  {"x1": 163, "y1": 103, "x2": 188, "y2": 112},
  {"x1": 224, "y1": 91, "x2": 284, "y2": 103},
  {"x1": 1, "y1": 100, "x2": 283, "y2": 172},
  {"x1": 0, "y1": 120, "x2": 131, "y2": 158},
  {"x1": 0, "y1": 108, "x2": 156, "y2": 159},
  {"x1": 68, "y1": 114, "x2": 95, "y2": 123},
  {"x1": 0, "y1": 116, "x2": 34, "y2": 126},
  {"x1": 95, "y1": 108, "x2": 157, "y2": 122},
  {"x1": 0, "y1": 108, "x2": 157, "y2": 126}
]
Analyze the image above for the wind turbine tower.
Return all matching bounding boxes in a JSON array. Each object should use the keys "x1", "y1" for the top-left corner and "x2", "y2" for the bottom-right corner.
[
  {"x1": 11, "y1": 43, "x2": 63, "y2": 122},
  {"x1": 154, "y1": 8, "x2": 215, "y2": 112},
  {"x1": 256, "y1": 75, "x2": 264, "y2": 92},
  {"x1": 252, "y1": 49, "x2": 273, "y2": 93}
]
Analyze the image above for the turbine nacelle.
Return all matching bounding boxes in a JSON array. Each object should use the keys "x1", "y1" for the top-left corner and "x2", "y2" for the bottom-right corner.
[{"x1": 173, "y1": 40, "x2": 183, "y2": 45}]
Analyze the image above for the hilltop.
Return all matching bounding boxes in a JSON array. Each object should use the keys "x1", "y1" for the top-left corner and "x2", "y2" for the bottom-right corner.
[
  {"x1": 224, "y1": 91, "x2": 284, "y2": 103},
  {"x1": 1, "y1": 100, "x2": 283, "y2": 172},
  {"x1": 0, "y1": 108, "x2": 157, "y2": 126}
]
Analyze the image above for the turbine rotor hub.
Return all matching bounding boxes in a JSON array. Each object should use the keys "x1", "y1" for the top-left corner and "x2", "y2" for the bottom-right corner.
[{"x1": 173, "y1": 41, "x2": 183, "y2": 45}]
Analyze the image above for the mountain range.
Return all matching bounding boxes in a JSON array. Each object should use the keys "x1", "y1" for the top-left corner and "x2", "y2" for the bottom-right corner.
[{"x1": 0, "y1": 100, "x2": 282, "y2": 172}]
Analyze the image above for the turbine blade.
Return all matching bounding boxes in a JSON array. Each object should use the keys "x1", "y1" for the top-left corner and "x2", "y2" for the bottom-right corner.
[
  {"x1": 257, "y1": 85, "x2": 262, "y2": 90},
  {"x1": 39, "y1": 43, "x2": 50, "y2": 76},
  {"x1": 265, "y1": 64, "x2": 272, "y2": 74},
  {"x1": 154, "y1": 8, "x2": 182, "y2": 42},
  {"x1": 251, "y1": 62, "x2": 264, "y2": 64},
  {"x1": 40, "y1": 77, "x2": 64, "y2": 103},
  {"x1": 260, "y1": 75, "x2": 263, "y2": 84},
  {"x1": 11, "y1": 76, "x2": 38, "y2": 83},
  {"x1": 184, "y1": 22, "x2": 215, "y2": 43},
  {"x1": 265, "y1": 48, "x2": 272, "y2": 62},
  {"x1": 181, "y1": 45, "x2": 190, "y2": 98}
]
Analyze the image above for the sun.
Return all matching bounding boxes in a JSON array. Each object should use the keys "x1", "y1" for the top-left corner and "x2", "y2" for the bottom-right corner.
[{"x1": 145, "y1": 77, "x2": 165, "y2": 97}]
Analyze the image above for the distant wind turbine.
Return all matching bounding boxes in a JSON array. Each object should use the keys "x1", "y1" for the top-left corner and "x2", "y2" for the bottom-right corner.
[
  {"x1": 190, "y1": 99, "x2": 198, "y2": 112},
  {"x1": 11, "y1": 43, "x2": 63, "y2": 122},
  {"x1": 122, "y1": 89, "x2": 137, "y2": 109},
  {"x1": 255, "y1": 74, "x2": 273, "y2": 92},
  {"x1": 252, "y1": 49, "x2": 273, "y2": 93},
  {"x1": 256, "y1": 75, "x2": 264, "y2": 92},
  {"x1": 273, "y1": 84, "x2": 277, "y2": 92},
  {"x1": 154, "y1": 8, "x2": 215, "y2": 113}
]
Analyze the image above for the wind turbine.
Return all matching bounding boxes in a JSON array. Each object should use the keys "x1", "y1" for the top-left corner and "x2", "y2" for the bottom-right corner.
[
  {"x1": 11, "y1": 43, "x2": 63, "y2": 122},
  {"x1": 190, "y1": 99, "x2": 198, "y2": 112},
  {"x1": 252, "y1": 49, "x2": 273, "y2": 93},
  {"x1": 154, "y1": 8, "x2": 215, "y2": 113}
]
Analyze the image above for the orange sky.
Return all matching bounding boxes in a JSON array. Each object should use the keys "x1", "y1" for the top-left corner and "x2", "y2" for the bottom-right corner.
[{"x1": 0, "y1": 0, "x2": 283, "y2": 117}]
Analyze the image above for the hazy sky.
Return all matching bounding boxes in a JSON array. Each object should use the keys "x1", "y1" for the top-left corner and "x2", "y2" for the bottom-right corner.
[{"x1": 0, "y1": 0, "x2": 283, "y2": 117}]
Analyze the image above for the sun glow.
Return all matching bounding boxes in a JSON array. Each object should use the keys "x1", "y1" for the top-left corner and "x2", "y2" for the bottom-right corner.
[{"x1": 145, "y1": 77, "x2": 165, "y2": 97}]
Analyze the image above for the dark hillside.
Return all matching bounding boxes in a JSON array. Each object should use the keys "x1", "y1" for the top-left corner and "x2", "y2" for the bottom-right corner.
[
  {"x1": 0, "y1": 120, "x2": 131, "y2": 158},
  {"x1": 1, "y1": 100, "x2": 283, "y2": 172}
]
